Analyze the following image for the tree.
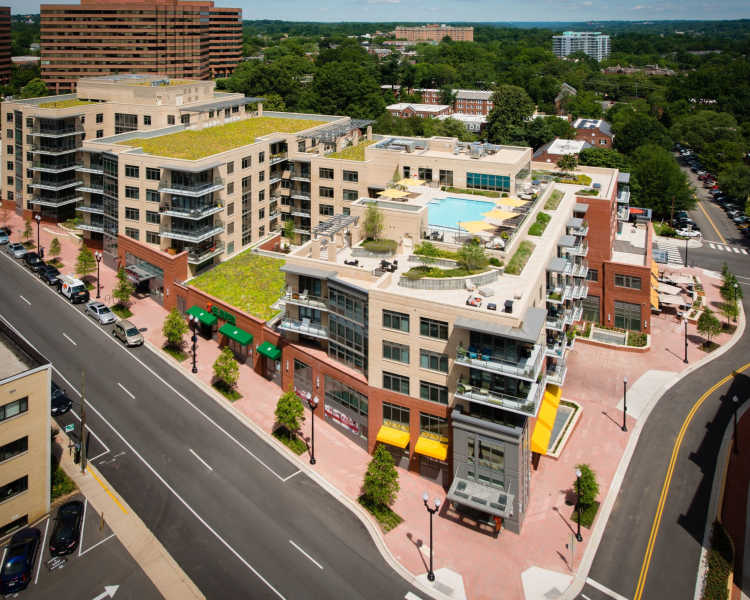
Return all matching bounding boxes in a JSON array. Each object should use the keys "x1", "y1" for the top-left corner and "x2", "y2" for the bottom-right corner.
[
  {"x1": 312, "y1": 61, "x2": 385, "y2": 120},
  {"x1": 718, "y1": 164, "x2": 750, "y2": 208},
  {"x1": 282, "y1": 218, "x2": 295, "y2": 240},
  {"x1": 22, "y1": 219, "x2": 32, "y2": 242},
  {"x1": 19, "y1": 77, "x2": 49, "y2": 99},
  {"x1": 720, "y1": 302, "x2": 738, "y2": 327},
  {"x1": 578, "y1": 147, "x2": 631, "y2": 171},
  {"x1": 697, "y1": 307, "x2": 722, "y2": 347},
  {"x1": 438, "y1": 85, "x2": 456, "y2": 106},
  {"x1": 612, "y1": 112, "x2": 672, "y2": 155},
  {"x1": 49, "y1": 237, "x2": 61, "y2": 260},
  {"x1": 557, "y1": 154, "x2": 578, "y2": 173},
  {"x1": 574, "y1": 464, "x2": 599, "y2": 507},
  {"x1": 720, "y1": 270, "x2": 743, "y2": 303},
  {"x1": 457, "y1": 241, "x2": 488, "y2": 271},
  {"x1": 274, "y1": 388, "x2": 305, "y2": 437},
  {"x1": 561, "y1": 91, "x2": 603, "y2": 120},
  {"x1": 162, "y1": 308, "x2": 188, "y2": 350},
  {"x1": 362, "y1": 444, "x2": 400, "y2": 508},
  {"x1": 213, "y1": 346, "x2": 240, "y2": 391},
  {"x1": 630, "y1": 145, "x2": 693, "y2": 218},
  {"x1": 363, "y1": 204, "x2": 383, "y2": 240},
  {"x1": 486, "y1": 85, "x2": 535, "y2": 145},
  {"x1": 112, "y1": 267, "x2": 134, "y2": 307},
  {"x1": 75, "y1": 245, "x2": 96, "y2": 278}
]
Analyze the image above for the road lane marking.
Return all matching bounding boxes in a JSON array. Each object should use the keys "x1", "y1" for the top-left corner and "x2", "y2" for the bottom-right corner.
[
  {"x1": 19, "y1": 295, "x2": 30, "y2": 305},
  {"x1": 34, "y1": 517, "x2": 50, "y2": 584},
  {"x1": 78, "y1": 498, "x2": 88, "y2": 557},
  {"x1": 281, "y1": 470, "x2": 301, "y2": 482},
  {"x1": 88, "y1": 469, "x2": 128, "y2": 515},
  {"x1": 79, "y1": 533, "x2": 115, "y2": 557},
  {"x1": 733, "y1": 247, "x2": 741, "y2": 253},
  {"x1": 741, "y1": 249, "x2": 748, "y2": 255},
  {"x1": 634, "y1": 362, "x2": 750, "y2": 600},
  {"x1": 189, "y1": 448, "x2": 213, "y2": 471},
  {"x1": 117, "y1": 382, "x2": 134, "y2": 400},
  {"x1": 695, "y1": 200, "x2": 727, "y2": 244},
  {"x1": 289, "y1": 540, "x2": 323, "y2": 570},
  {"x1": 586, "y1": 577, "x2": 629, "y2": 600},
  {"x1": 62, "y1": 332, "x2": 77, "y2": 346},
  {"x1": 708, "y1": 243, "x2": 716, "y2": 249}
]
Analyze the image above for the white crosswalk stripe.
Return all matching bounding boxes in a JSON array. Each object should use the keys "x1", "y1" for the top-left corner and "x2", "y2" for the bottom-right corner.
[
  {"x1": 654, "y1": 239, "x2": 685, "y2": 265},
  {"x1": 707, "y1": 242, "x2": 748, "y2": 254}
]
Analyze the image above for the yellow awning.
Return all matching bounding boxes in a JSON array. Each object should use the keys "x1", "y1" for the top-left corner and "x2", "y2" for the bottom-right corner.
[
  {"x1": 483, "y1": 208, "x2": 517, "y2": 222},
  {"x1": 531, "y1": 385, "x2": 562, "y2": 455},
  {"x1": 651, "y1": 260, "x2": 659, "y2": 278},
  {"x1": 497, "y1": 197, "x2": 528, "y2": 208},
  {"x1": 376, "y1": 425, "x2": 410, "y2": 449},
  {"x1": 460, "y1": 220, "x2": 494, "y2": 233},
  {"x1": 651, "y1": 287, "x2": 660, "y2": 310},
  {"x1": 414, "y1": 435, "x2": 448, "y2": 461},
  {"x1": 396, "y1": 178, "x2": 425, "y2": 187},
  {"x1": 378, "y1": 188, "x2": 409, "y2": 198}
]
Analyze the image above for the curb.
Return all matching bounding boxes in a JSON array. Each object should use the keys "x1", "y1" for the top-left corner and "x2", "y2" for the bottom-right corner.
[
  {"x1": 143, "y1": 340, "x2": 452, "y2": 600},
  {"x1": 561, "y1": 302, "x2": 747, "y2": 600}
]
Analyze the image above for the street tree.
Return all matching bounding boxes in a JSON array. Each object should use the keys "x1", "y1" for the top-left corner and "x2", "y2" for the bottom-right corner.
[
  {"x1": 720, "y1": 302, "x2": 738, "y2": 327},
  {"x1": 162, "y1": 308, "x2": 188, "y2": 350},
  {"x1": 274, "y1": 388, "x2": 305, "y2": 437},
  {"x1": 363, "y1": 204, "x2": 383, "y2": 240},
  {"x1": 697, "y1": 307, "x2": 722, "y2": 348},
  {"x1": 362, "y1": 444, "x2": 400, "y2": 508},
  {"x1": 49, "y1": 237, "x2": 61, "y2": 261},
  {"x1": 720, "y1": 270, "x2": 743, "y2": 303},
  {"x1": 574, "y1": 463, "x2": 599, "y2": 507},
  {"x1": 718, "y1": 164, "x2": 750, "y2": 208},
  {"x1": 557, "y1": 154, "x2": 578, "y2": 174},
  {"x1": 112, "y1": 267, "x2": 134, "y2": 307},
  {"x1": 75, "y1": 245, "x2": 96, "y2": 278},
  {"x1": 23, "y1": 219, "x2": 32, "y2": 242},
  {"x1": 213, "y1": 347, "x2": 240, "y2": 392},
  {"x1": 630, "y1": 145, "x2": 693, "y2": 218}
]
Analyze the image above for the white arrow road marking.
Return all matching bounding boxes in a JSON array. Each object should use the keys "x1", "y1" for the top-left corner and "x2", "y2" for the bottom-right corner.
[{"x1": 92, "y1": 585, "x2": 119, "y2": 600}]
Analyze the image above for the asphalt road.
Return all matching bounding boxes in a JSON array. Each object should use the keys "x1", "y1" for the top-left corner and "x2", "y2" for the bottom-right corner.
[
  {"x1": 0, "y1": 250, "x2": 418, "y2": 600},
  {"x1": 580, "y1": 242, "x2": 750, "y2": 599}
]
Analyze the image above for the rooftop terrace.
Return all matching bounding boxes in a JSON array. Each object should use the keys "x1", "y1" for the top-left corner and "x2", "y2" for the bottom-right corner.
[
  {"x1": 326, "y1": 139, "x2": 377, "y2": 161},
  {"x1": 37, "y1": 98, "x2": 96, "y2": 109}
]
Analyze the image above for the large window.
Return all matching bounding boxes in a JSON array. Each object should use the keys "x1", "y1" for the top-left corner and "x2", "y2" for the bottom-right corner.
[
  {"x1": 466, "y1": 172, "x2": 510, "y2": 192},
  {"x1": 319, "y1": 168, "x2": 334, "y2": 179},
  {"x1": 614, "y1": 274, "x2": 641, "y2": 290},
  {"x1": 420, "y1": 349, "x2": 448, "y2": 373},
  {"x1": 124, "y1": 207, "x2": 139, "y2": 221},
  {"x1": 383, "y1": 340, "x2": 409, "y2": 364},
  {"x1": 298, "y1": 275, "x2": 322, "y2": 297},
  {"x1": 114, "y1": 113, "x2": 138, "y2": 134},
  {"x1": 319, "y1": 186, "x2": 334, "y2": 198},
  {"x1": 383, "y1": 401, "x2": 409, "y2": 428},
  {"x1": 586, "y1": 268, "x2": 598, "y2": 282},
  {"x1": 146, "y1": 189, "x2": 159, "y2": 203},
  {"x1": 343, "y1": 170, "x2": 358, "y2": 183},
  {"x1": 383, "y1": 372, "x2": 409, "y2": 395},
  {"x1": 614, "y1": 301, "x2": 641, "y2": 331},
  {"x1": 582, "y1": 295, "x2": 600, "y2": 323},
  {"x1": 420, "y1": 317, "x2": 448, "y2": 340},
  {"x1": 0, "y1": 437, "x2": 27, "y2": 463},
  {"x1": 124, "y1": 165, "x2": 139, "y2": 178},
  {"x1": 418, "y1": 167, "x2": 433, "y2": 181},
  {"x1": 0, "y1": 398, "x2": 28, "y2": 422},
  {"x1": 343, "y1": 189, "x2": 358, "y2": 201},
  {"x1": 439, "y1": 169, "x2": 453, "y2": 186},
  {"x1": 383, "y1": 310, "x2": 409, "y2": 332},
  {"x1": 420, "y1": 381, "x2": 448, "y2": 405},
  {"x1": 146, "y1": 210, "x2": 160, "y2": 224},
  {"x1": 146, "y1": 167, "x2": 160, "y2": 181},
  {"x1": 468, "y1": 437, "x2": 505, "y2": 475},
  {"x1": 0, "y1": 475, "x2": 28, "y2": 502},
  {"x1": 125, "y1": 186, "x2": 139, "y2": 200},
  {"x1": 325, "y1": 376, "x2": 368, "y2": 416},
  {"x1": 420, "y1": 413, "x2": 448, "y2": 438}
]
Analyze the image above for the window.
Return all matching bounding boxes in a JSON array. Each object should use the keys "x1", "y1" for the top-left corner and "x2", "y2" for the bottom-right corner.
[
  {"x1": 96, "y1": 113, "x2": 103, "y2": 123},
  {"x1": 146, "y1": 167, "x2": 160, "y2": 181},
  {"x1": 343, "y1": 170, "x2": 358, "y2": 183},
  {"x1": 227, "y1": 182, "x2": 234, "y2": 195},
  {"x1": 403, "y1": 166, "x2": 411, "y2": 178},
  {"x1": 125, "y1": 227, "x2": 139, "y2": 240},
  {"x1": 383, "y1": 372, "x2": 409, "y2": 395},
  {"x1": 614, "y1": 274, "x2": 641, "y2": 290},
  {"x1": 167, "y1": 115, "x2": 175, "y2": 125},
  {"x1": 242, "y1": 156, "x2": 251, "y2": 169},
  {"x1": 319, "y1": 186, "x2": 334, "y2": 198},
  {"x1": 125, "y1": 207, "x2": 139, "y2": 221},
  {"x1": 258, "y1": 190, "x2": 265, "y2": 202},
  {"x1": 180, "y1": 114, "x2": 190, "y2": 125},
  {"x1": 258, "y1": 171, "x2": 265, "y2": 183},
  {"x1": 466, "y1": 172, "x2": 510, "y2": 192},
  {"x1": 258, "y1": 208, "x2": 264, "y2": 220},
  {"x1": 420, "y1": 317, "x2": 448, "y2": 340},
  {"x1": 614, "y1": 301, "x2": 641, "y2": 331},
  {"x1": 146, "y1": 210, "x2": 160, "y2": 224},
  {"x1": 326, "y1": 376, "x2": 368, "y2": 417},
  {"x1": 146, "y1": 231, "x2": 160, "y2": 244},
  {"x1": 382, "y1": 401, "x2": 409, "y2": 426},
  {"x1": 383, "y1": 340, "x2": 409, "y2": 364},
  {"x1": 319, "y1": 168, "x2": 334, "y2": 179},
  {"x1": 0, "y1": 476, "x2": 28, "y2": 502},
  {"x1": 227, "y1": 241, "x2": 235, "y2": 254},
  {"x1": 582, "y1": 295, "x2": 600, "y2": 322},
  {"x1": 343, "y1": 189, "x2": 358, "y2": 201},
  {"x1": 6, "y1": 161, "x2": 11, "y2": 171},
  {"x1": 5, "y1": 176, "x2": 11, "y2": 185},
  {"x1": 96, "y1": 130, "x2": 103, "y2": 138},
  {"x1": 242, "y1": 175, "x2": 251, "y2": 191},
  {"x1": 143, "y1": 115, "x2": 151, "y2": 126},
  {"x1": 258, "y1": 151, "x2": 265, "y2": 163},
  {"x1": 418, "y1": 167, "x2": 433, "y2": 181},
  {"x1": 227, "y1": 202, "x2": 234, "y2": 216},
  {"x1": 114, "y1": 113, "x2": 138, "y2": 134},
  {"x1": 586, "y1": 268, "x2": 598, "y2": 282},
  {"x1": 439, "y1": 169, "x2": 453, "y2": 186},
  {"x1": 467, "y1": 438, "x2": 505, "y2": 475},
  {"x1": 420, "y1": 381, "x2": 448, "y2": 405},
  {"x1": 0, "y1": 437, "x2": 27, "y2": 463},
  {"x1": 125, "y1": 165, "x2": 139, "y2": 178},
  {"x1": 0, "y1": 397, "x2": 27, "y2": 422},
  {"x1": 227, "y1": 222, "x2": 234, "y2": 234},
  {"x1": 125, "y1": 186, "x2": 139, "y2": 200},
  {"x1": 319, "y1": 204, "x2": 333, "y2": 216},
  {"x1": 146, "y1": 189, "x2": 159, "y2": 203},
  {"x1": 226, "y1": 161, "x2": 234, "y2": 174},
  {"x1": 232, "y1": 105, "x2": 239, "y2": 113},
  {"x1": 420, "y1": 413, "x2": 448, "y2": 438},
  {"x1": 259, "y1": 225, "x2": 265, "y2": 237},
  {"x1": 420, "y1": 349, "x2": 448, "y2": 373},
  {"x1": 599, "y1": 139, "x2": 607, "y2": 145},
  {"x1": 4, "y1": 113, "x2": 10, "y2": 122},
  {"x1": 25, "y1": 117, "x2": 32, "y2": 128},
  {"x1": 383, "y1": 310, "x2": 409, "y2": 332}
]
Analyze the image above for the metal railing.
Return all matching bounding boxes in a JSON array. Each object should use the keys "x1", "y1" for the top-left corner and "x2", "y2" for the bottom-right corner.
[
  {"x1": 160, "y1": 201, "x2": 223, "y2": 219},
  {"x1": 159, "y1": 178, "x2": 224, "y2": 195},
  {"x1": 279, "y1": 318, "x2": 329, "y2": 339},
  {"x1": 455, "y1": 344, "x2": 542, "y2": 381},
  {"x1": 284, "y1": 291, "x2": 329, "y2": 311},
  {"x1": 187, "y1": 242, "x2": 225, "y2": 264},
  {"x1": 454, "y1": 381, "x2": 541, "y2": 417}
]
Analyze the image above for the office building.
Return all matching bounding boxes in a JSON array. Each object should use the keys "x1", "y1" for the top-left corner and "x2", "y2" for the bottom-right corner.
[
  {"x1": 40, "y1": 0, "x2": 242, "y2": 93},
  {"x1": 0, "y1": 320, "x2": 51, "y2": 537},
  {"x1": 0, "y1": 7, "x2": 9, "y2": 85},
  {"x1": 553, "y1": 31, "x2": 611, "y2": 62},
  {"x1": 394, "y1": 25, "x2": 474, "y2": 43}
]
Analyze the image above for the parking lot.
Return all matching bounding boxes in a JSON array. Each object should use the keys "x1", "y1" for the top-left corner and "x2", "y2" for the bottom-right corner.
[{"x1": 3, "y1": 493, "x2": 161, "y2": 600}]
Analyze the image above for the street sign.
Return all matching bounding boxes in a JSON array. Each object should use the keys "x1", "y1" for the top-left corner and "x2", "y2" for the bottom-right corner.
[{"x1": 64, "y1": 424, "x2": 75, "y2": 433}]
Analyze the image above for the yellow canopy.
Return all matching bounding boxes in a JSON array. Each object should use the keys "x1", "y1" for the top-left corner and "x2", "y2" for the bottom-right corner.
[
  {"x1": 460, "y1": 220, "x2": 494, "y2": 233},
  {"x1": 651, "y1": 260, "x2": 659, "y2": 278},
  {"x1": 497, "y1": 197, "x2": 528, "y2": 208},
  {"x1": 414, "y1": 435, "x2": 448, "y2": 461},
  {"x1": 483, "y1": 208, "x2": 517, "y2": 222},
  {"x1": 531, "y1": 384, "x2": 562, "y2": 455},
  {"x1": 396, "y1": 178, "x2": 425, "y2": 187},
  {"x1": 650, "y1": 287, "x2": 660, "y2": 310},
  {"x1": 378, "y1": 188, "x2": 409, "y2": 199},
  {"x1": 376, "y1": 425, "x2": 410, "y2": 449}
]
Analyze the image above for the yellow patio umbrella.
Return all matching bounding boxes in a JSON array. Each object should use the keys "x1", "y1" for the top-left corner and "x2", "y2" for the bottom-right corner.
[
  {"x1": 482, "y1": 208, "x2": 517, "y2": 222},
  {"x1": 497, "y1": 197, "x2": 528, "y2": 208},
  {"x1": 396, "y1": 178, "x2": 425, "y2": 187},
  {"x1": 378, "y1": 188, "x2": 409, "y2": 198},
  {"x1": 460, "y1": 220, "x2": 494, "y2": 233}
]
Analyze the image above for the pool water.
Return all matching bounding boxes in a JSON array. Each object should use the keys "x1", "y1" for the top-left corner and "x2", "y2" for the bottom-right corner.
[{"x1": 428, "y1": 196, "x2": 496, "y2": 229}]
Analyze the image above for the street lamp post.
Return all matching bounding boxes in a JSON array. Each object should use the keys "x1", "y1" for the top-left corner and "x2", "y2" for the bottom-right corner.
[
  {"x1": 189, "y1": 315, "x2": 198, "y2": 374},
  {"x1": 734, "y1": 283, "x2": 739, "y2": 323},
  {"x1": 733, "y1": 395, "x2": 740, "y2": 455},
  {"x1": 34, "y1": 213, "x2": 42, "y2": 258},
  {"x1": 94, "y1": 251, "x2": 102, "y2": 299},
  {"x1": 684, "y1": 318, "x2": 689, "y2": 364},
  {"x1": 684, "y1": 236, "x2": 688, "y2": 267},
  {"x1": 422, "y1": 492, "x2": 441, "y2": 582},
  {"x1": 575, "y1": 468, "x2": 583, "y2": 542},
  {"x1": 307, "y1": 395, "x2": 319, "y2": 465},
  {"x1": 622, "y1": 376, "x2": 628, "y2": 432}
]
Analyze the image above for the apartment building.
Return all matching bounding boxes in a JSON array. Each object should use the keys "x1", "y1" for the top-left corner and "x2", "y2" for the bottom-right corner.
[
  {"x1": 393, "y1": 24, "x2": 474, "y2": 43},
  {"x1": 40, "y1": 0, "x2": 242, "y2": 93},
  {"x1": 0, "y1": 74, "x2": 249, "y2": 222},
  {"x1": 553, "y1": 31, "x2": 611, "y2": 62},
  {"x1": 533, "y1": 138, "x2": 592, "y2": 164},
  {"x1": 573, "y1": 118, "x2": 614, "y2": 149},
  {"x1": 416, "y1": 89, "x2": 494, "y2": 116},
  {"x1": 386, "y1": 103, "x2": 452, "y2": 119},
  {"x1": 0, "y1": 320, "x2": 51, "y2": 537},
  {"x1": 0, "y1": 7, "x2": 10, "y2": 85}
]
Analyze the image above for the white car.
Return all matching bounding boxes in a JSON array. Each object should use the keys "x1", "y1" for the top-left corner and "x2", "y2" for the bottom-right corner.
[
  {"x1": 677, "y1": 228, "x2": 701, "y2": 238},
  {"x1": 85, "y1": 301, "x2": 117, "y2": 325}
]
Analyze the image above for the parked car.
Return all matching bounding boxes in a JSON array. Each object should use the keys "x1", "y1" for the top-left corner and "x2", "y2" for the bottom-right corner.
[
  {"x1": 23, "y1": 252, "x2": 45, "y2": 272},
  {"x1": 85, "y1": 301, "x2": 116, "y2": 325},
  {"x1": 51, "y1": 381, "x2": 72, "y2": 416},
  {"x1": 0, "y1": 528, "x2": 40, "y2": 595},
  {"x1": 112, "y1": 319, "x2": 144, "y2": 347},
  {"x1": 733, "y1": 215, "x2": 747, "y2": 224},
  {"x1": 58, "y1": 275, "x2": 89, "y2": 304},
  {"x1": 49, "y1": 500, "x2": 84, "y2": 556},
  {"x1": 0, "y1": 226, "x2": 10, "y2": 236},
  {"x1": 0, "y1": 230, "x2": 8, "y2": 245},
  {"x1": 39, "y1": 264, "x2": 61, "y2": 285},
  {"x1": 677, "y1": 228, "x2": 701, "y2": 238},
  {"x1": 6, "y1": 242, "x2": 27, "y2": 258}
]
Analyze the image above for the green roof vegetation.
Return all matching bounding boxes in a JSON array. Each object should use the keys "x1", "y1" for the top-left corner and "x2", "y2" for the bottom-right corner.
[
  {"x1": 37, "y1": 99, "x2": 95, "y2": 109},
  {"x1": 122, "y1": 117, "x2": 327, "y2": 160},
  {"x1": 327, "y1": 139, "x2": 376, "y2": 161},
  {"x1": 190, "y1": 250, "x2": 286, "y2": 321},
  {"x1": 505, "y1": 240, "x2": 535, "y2": 275}
]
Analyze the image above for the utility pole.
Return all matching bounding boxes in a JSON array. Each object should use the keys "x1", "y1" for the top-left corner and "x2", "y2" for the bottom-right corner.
[
  {"x1": 80, "y1": 371, "x2": 87, "y2": 473},
  {"x1": 670, "y1": 195, "x2": 675, "y2": 225}
]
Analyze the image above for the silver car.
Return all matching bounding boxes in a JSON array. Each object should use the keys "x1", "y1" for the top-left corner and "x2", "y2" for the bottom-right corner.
[
  {"x1": 112, "y1": 320, "x2": 144, "y2": 346},
  {"x1": 85, "y1": 301, "x2": 117, "y2": 325},
  {"x1": 7, "y1": 242, "x2": 27, "y2": 258}
]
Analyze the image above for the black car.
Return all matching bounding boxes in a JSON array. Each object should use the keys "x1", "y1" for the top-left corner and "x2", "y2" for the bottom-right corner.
[
  {"x1": 39, "y1": 264, "x2": 61, "y2": 285},
  {"x1": 49, "y1": 500, "x2": 84, "y2": 556},
  {"x1": 51, "y1": 381, "x2": 72, "y2": 416},
  {"x1": 23, "y1": 252, "x2": 45, "y2": 272},
  {"x1": 0, "y1": 528, "x2": 40, "y2": 595},
  {"x1": 0, "y1": 226, "x2": 10, "y2": 236}
]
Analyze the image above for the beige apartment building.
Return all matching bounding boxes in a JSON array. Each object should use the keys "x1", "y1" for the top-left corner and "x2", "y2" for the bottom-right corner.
[
  {"x1": 0, "y1": 321, "x2": 51, "y2": 537},
  {"x1": 393, "y1": 24, "x2": 474, "y2": 42}
]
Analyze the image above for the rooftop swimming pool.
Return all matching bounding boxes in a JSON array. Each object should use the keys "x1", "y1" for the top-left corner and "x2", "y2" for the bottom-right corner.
[{"x1": 428, "y1": 196, "x2": 496, "y2": 229}]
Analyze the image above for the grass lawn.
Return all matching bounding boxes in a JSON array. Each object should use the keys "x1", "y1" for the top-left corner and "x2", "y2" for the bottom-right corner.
[
  {"x1": 190, "y1": 250, "x2": 286, "y2": 321},
  {"x1": 327, "y1": 139, "x2": 376, "y2": 161},
  {"x1": 162, "y1": 344, "x2": 188, "y2": 362},
  {"x1": 362, "y1": 238, "x2": 398, "y2": 253},
  {"x1": 273, "y1": 428, "x2": 307, "y2": 455},
  {"x1": 122, "y1": 117, "x2": 327, "y2": 160},
  {"x1": 358, "y1": 495, "x2": 403, "y2": 532},
  {"x1": 570, "y1": 501, "x2": 600, "y2": 528},
  {"x1": 51, "y1": 465, "x2": 76, "y2": 501},
  {"x1": 505, "y1": 240, "x2": 535, "y2": 275},
  {"x1": 213, "y1": 381, "x2": 242, "y2": 402},
  {"x1": 544, "y1": 189, "x2": 564, "y2": 210},
  {"x1": 111, "y1": 304, "x2": 133, "y2": 319},
  {"x1": 38, "y1": 98, "x2": 95, "y2": 109}
]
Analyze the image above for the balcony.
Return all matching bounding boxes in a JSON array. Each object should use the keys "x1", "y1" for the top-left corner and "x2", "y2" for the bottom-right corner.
[
  {"x1": 291, "y1": 192, "x2": 311, "y2": 201},
  {"x1": 289, "y1": 170, "x2": 311, "y2": 182},
  {"x1": 31, "y1": 179, "x2": 82, "y2": 192},
  {"x1": 454, "y1": 381, "x2": 542, "y2": 417},
  {"x1": 269, "y1": 152, "x2": 288, "y2": 165},
  {"x1": 290, "y1": 207, "x2": 311, "y2": 218},
  {"x1": 279, "y1": 318, "x2": 329, "y2": 340},
  {"x1": 545, "y1": 340, "x2": 567, "y2": 359},
  {"x1": 77, "y1": 184, "x2": 103, "y2": 194},
  {"x1": 160, "y1": 202, "x2": 223, "y2": 219},
  {"x1": 547, "y1": 285, "x2": 572, "y2": 304},
  {"x1": 77, "y1": 165, "x2": 103, "y2": 175},
  {"x1": 545, "y1": 312, "x2": 565, "y2": 331},
  {"x1": 29, "y1": 126, "x2": 84, "y2": 138},
  {"x1": 284, "y1": 290, "x2": 329, "y2": 311},
  {"x1": 159, "y1": 178, "x2": 224, "y2": 197},
  {"x1": 269, "y1": 210, "x2": 279, "y2": 219},
  {"x1": 76, "y1": 222, "x2": 104, "y2": 234},
  {"x1": 76, "y1": 203, "x2": 104, "y2": 215},
  {"x1": 293, "y1": 226, "x2": 311, "y2": 234},
  {"x1": 30, "y1": 161, "x2": 80, "y2": 174},
  {"x1": 572, "y1": 303, "x2": 583, "y2": 323},
  {"x1": 565, "y1": 241, "x2": 589, "y2": 257},
  {"x1": 30, "y1": 195, "x2": 81, "y2": 207},
  {"x1": 269, "y1": 176, "x2": 283, "y2": 186},
  {"x1": 455, "y1": 344, "x2": 542, "y2": 382},
  {"x1": 546, "y1": 362, "x2": 568, "y2": 386},
  {"x1": 571, "y1": 261, "x2": 588, "y2": 278},
  {"x1": 187, "y1": 242, "x2": 225, "y2": 265},
  {"x1": 30, "y1": 143, "x2": 79, "y2": 156},
  {"x1": 160, "y1": 220, "x2": 224, "y2": 243}
]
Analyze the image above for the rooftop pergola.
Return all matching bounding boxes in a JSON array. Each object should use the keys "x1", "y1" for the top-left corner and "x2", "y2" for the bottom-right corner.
[
  {"x1": 312, "y1": 214, "x2": 358, "y2": 239},
  {"x1": 298, "y1": 118, "x2": 373, "y2": 143}
]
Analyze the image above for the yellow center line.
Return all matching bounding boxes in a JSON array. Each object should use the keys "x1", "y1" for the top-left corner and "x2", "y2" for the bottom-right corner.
[
  {"x1": 696, "y1": 198, "x2": 727, "y2": 244},
  {"x1": 633, "y1": 362, "x2": 750, "y2": 600},
  {"x1": 88, "y1": 467, "x2": 129, "y2": 515}
]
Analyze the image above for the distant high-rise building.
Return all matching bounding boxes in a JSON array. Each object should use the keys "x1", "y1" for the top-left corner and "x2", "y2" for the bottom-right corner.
[
  {"x1": 40, "y1": 0, "x2": 242, "y2": 93},
  {"x1": 0, "y1": 7, "x2": 10, "y2": 85},
  {"x1": 553, "y1": 31, "x2": 610, "y2": 62},
  {"x1": 393, "y1": 24, "x2": 474, "y2": 43}
]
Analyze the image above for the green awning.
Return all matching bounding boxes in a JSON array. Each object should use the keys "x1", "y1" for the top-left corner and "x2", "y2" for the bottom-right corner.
[
  {"x1": 219, "y1": 323, "x2": 253, "y2": 346},
  {"x1": 186, "y1": 305, "x2": 217, "y2": 326},
  {"x1": 257, "y1": 341, "x2": 281, "y2": 360}
]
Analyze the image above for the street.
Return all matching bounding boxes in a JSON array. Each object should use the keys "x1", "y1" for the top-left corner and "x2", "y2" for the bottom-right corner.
[{"x1": 0, "y1": 250, "x2": 419, "y2": 600}]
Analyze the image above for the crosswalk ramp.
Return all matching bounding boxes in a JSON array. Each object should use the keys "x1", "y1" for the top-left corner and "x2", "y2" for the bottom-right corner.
[
  {"x1": 653, "y1": 239, "x2": 685, "y2": 265},
  {"x1": 707, "y1": 242, "x2": 748, "y2": 254}
]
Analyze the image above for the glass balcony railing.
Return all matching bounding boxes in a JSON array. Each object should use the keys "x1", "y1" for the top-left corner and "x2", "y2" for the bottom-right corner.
[
  {"x1": 30, "y1": 195, "x2": 82, "y2": 207},
  {"x1": 160, "y1": 202, "x2": 223, "y2": 219},
  {"x1": 29, "y1": 125, "x2": 84, "y2": 137},
  {"x1": 75, "y1": 203, "x2": 104, "y2": 215},
  {"x1": 454, "y1": 380, "x2": 543, "y2": 417},
  {"x1": 187, "y1": 242, "x2": 225, "y2": 265},
  {"x1": 455, "y1": 344, "x2": 542, "y2": 382},
  {"x1": 31, "y1": 161, "x2": 80, "y2": 173},
  {"x1": 159, "y1": 178, "x2": 224, "y2": 197},
  {"x1": 283, "y1": 290, "x2": 329, "y2": 311},
  {"x1": 290, "y1": 191, "x2": 311, "y2": 200},
  {"x1": 279, "y1": 318, "x2": 329, "y2": 339},
  {"x1": 290, "y1": 207, "x2": 311, "y2": 217},
  {"x1": 160, "y1": 220, "x2": 224, "y2": 243},
  {"x1": 546, "y1": 362, "x2": 568, "y2": 386},
  {"x1": 545, "y1": 340, "x2": 567, "y2": 358}
]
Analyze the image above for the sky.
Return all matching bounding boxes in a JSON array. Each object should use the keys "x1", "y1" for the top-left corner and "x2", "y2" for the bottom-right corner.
[{"x1": 10, "y1": 0, "x2": 750, "y2": 23}]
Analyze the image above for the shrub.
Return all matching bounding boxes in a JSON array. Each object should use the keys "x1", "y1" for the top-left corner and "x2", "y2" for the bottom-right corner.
[
  {"x1": 163, "y1": 308, "x2": 188, "y2": 349},
  {"x1": 627, "y1": 331, "x2": 648, "y2": 347},
  {"x1": 362, "y1": 444, "x2": 400, "y2": 508},
  {"x1": 574, "y1": 463, "x2": 599, "y2": 507},
  {"x1": 505, "y1": 241, "x2": 535, "y2": 275},
  {"x1": 456, "y1": 242, "x2": 488, "y2": 271},
  {"x1": 51, "y1": 465, "x2": 76, "y2": 500},
  {"x1": 489, "y1": 257, "x2": 502, "y2": 267},
  {"x1": 545, "y1": 189, "x2": 564, "y2": 210},
  {"x1": 362, "y1": 238, "x2": 397, "y2": 253},
  {"x1": 213, "y1": 347, "x2": 240, "y2": 392},
  {"x1": 443, "y1": 186, "x2": 500, "y2": 199},
  {"x1": 702, "y1": 521, "x2": 733, "y2": 600}
]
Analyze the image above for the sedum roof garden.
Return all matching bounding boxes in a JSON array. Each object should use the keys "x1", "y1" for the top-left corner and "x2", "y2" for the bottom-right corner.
[
  {"x1": 326, "y1": 139, "x2": 376, "y2": 161},
  {"x1": 37, "y1": 99, "x2": 96, "y2": 109}
]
